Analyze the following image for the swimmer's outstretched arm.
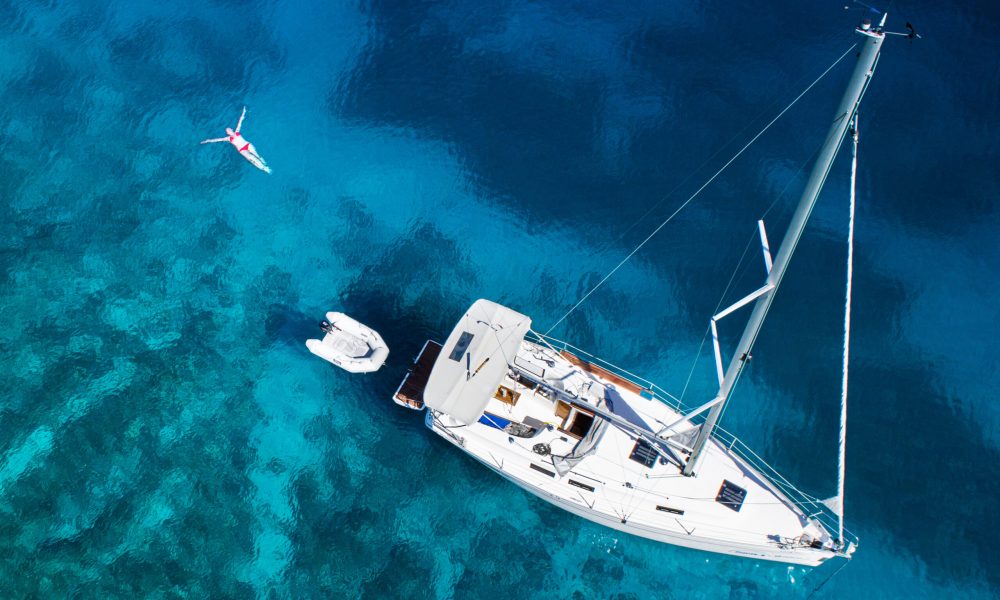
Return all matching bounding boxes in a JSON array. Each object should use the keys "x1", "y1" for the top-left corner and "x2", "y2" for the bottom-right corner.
[
  {"x1": 235, "y1": 106, "x2": 247, "y2": 132},
  {"x1": 200, "y1": 137, "x2": 228, "y2": 144}
]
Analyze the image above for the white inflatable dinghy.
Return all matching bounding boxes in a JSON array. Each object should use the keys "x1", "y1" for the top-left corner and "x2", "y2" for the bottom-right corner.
[{"x1": 306, "y1": 312, "x2": 389, "y2": 374}]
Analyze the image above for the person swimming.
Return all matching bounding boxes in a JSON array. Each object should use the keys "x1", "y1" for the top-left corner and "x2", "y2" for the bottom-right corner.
[{"x1": 200, "y1": 106, "x2": 271, "y2": 173}]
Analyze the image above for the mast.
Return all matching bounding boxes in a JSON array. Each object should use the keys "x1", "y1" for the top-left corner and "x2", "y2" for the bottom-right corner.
[{"x1": 682, "y1": 19, "x2": 886, "y2": 476}]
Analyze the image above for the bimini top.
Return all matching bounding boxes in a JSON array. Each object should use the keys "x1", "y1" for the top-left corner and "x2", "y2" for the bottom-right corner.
[{"x1": 424, "y1": 299, "x2": 531, "y2": 425}]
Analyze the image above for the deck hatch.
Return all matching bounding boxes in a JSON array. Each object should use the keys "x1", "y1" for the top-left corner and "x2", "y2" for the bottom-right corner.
[
  {"x1": 716, "y1": 480, "x2": 747, "y2": 512},
  {"x1": 448, "y1": 332, "x2": 474, "y2": 361},
  {"x1": 628, "y1": 439, "x2": 658, "y2": 468},
  {"x1": 568, "y1": 479, "x2": 595, "y2": 492}
]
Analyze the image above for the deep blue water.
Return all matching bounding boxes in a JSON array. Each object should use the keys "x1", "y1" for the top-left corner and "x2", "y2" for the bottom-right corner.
[{"x1": 1, "y1": 0, "x2": 998, "y2": 597}]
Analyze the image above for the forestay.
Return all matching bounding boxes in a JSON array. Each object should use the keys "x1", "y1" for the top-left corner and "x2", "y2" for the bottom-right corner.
[{"x1": 424, "y1": 299, "x2": 531, "y2": 424}]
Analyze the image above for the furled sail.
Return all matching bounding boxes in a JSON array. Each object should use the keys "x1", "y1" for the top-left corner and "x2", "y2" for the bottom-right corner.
[{"x1": 552, "y1": 416, "x2": 608, "y2": 476}]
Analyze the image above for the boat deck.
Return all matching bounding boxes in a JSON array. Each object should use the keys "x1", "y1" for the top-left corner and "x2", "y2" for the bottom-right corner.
[
  {"x1": 424, "y1": 339, "x2": 839, "y2": 565},
  {"x1": 559, "y1": 349, "x2": 650, "y2": 398},
  {"x1": 393, "y1": 340, "x2": 442, "y2": 410}
]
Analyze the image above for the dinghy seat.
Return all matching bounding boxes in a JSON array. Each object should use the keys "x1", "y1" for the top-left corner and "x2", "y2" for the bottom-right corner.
[{"x1": 329, "y1": 332, "x2": 372, "y2": 359}]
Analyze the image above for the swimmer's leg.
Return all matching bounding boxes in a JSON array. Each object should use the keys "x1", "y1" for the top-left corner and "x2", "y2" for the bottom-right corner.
[
  {"x1": 241, "y1": 149, "x2": 271, "y2": 174},
  {"x1": 246, "y1": 143, "x2": 270, "y2": 171}
]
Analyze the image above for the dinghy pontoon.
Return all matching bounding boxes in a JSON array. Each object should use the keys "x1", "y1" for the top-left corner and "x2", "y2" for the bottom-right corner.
[{"x1": 306, "y1": 312, "x2": 388, "y2": 373}]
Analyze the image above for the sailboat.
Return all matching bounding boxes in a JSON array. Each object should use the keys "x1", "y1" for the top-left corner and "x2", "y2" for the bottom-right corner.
[{"x1": 390, "y1": 17, "x2": 892, "y2": 565}]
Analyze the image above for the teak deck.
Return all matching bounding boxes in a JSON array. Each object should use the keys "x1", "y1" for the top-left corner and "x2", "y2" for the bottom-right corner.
[
  {"x1": 559, "y1": 350, "x2": 650, "y2": 397},
  {"x1": 393, "y1": 340, "x2": 443, "y2": 410}
]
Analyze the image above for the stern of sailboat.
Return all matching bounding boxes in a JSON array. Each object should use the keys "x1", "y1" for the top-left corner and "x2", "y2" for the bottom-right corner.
[{"x1": 392, "y1": 339, "x2": 442, "y2": 410}]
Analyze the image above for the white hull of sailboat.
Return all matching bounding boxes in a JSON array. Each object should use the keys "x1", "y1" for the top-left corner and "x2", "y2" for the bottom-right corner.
[
  {"x1": 427, "y1": 411, "x2": 840, "y2": 567},
  {"x1": 460, "y1": 442, "x2": 834, "y2": 565}
]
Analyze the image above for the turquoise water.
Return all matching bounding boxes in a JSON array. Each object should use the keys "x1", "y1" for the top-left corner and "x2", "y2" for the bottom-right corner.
[{"x1": 2, "y1": 0, "x2": 998, "y2": 597}]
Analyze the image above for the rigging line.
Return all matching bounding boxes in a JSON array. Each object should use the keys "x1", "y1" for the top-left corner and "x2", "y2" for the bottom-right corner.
[
  {"x1": 608, "y1": 31, "x2": 858, "y2": 250},
  {"x1": 624, "y1": 464, "x2": 664, "y2": 520},
  {"x1": 678, "y1": 136, "x2": 822, "y2": 403},
  {"x1": 705, "y1": 51, "x2": 882, "y2": 439},
  {"x1": 610, "y1": 429, "x2": 659, "y2": 518},
  {"x1": 711, "y1": 120, "x2": 847, "y2": 421},
  {"x1": 760, "y1": 135, "x2": 829, "y2": 221},
  {"x1": 806, "y1": 558, "x2": 852, "y2": 599},
  {"x1": 679, "y1": 227, "x2": 757, "y2": 401},
  {"x1": 608, "y1": 423, "x2": 633, "y2": 517},
  {"x1": 718, "y1": 52, "x2": 881, "y2": 425},
  {"x1": 711, "y1": 109, "x2": 830, "y2": 317},
  {"x1": 544, "y1": 43, "x2": 859, "y2": 336},
  {"x1": 470, "y1": 302, "x2": 530, "y2": 377},
  {"x1": 711, "y1": 215, "x2": 797, "y2": 417},
  {"x1": 531, "y1": 330, "x2": 689, "y2": 406},
  {"x1": 721, "y1": 132, "x2": 827, "y2": 317}
]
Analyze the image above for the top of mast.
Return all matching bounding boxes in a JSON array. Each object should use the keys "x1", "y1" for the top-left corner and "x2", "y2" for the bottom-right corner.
[{"x1": 681, "y1": 18, "x2": 888, "y2": 477}]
